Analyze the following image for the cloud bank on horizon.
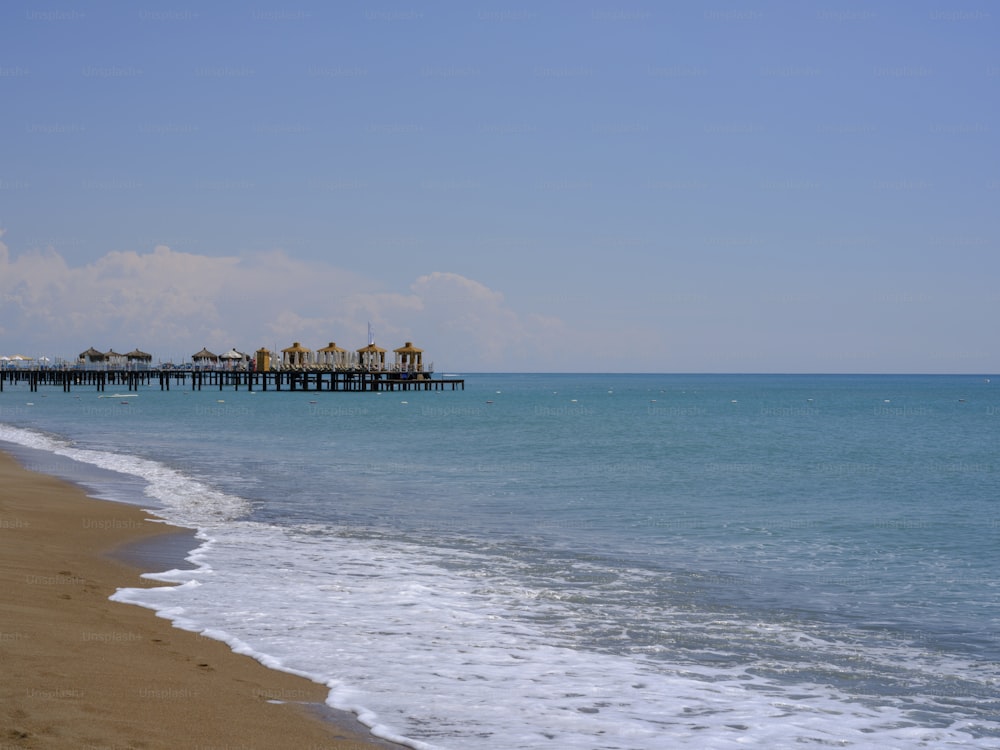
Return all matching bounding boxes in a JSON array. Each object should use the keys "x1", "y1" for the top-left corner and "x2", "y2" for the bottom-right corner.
[
  {"x1": 1, "y1": 234, "x2": 994, "y2": 373},
  {"x1": 0, "y1": 236, "x2": 577, "y2": 369}
]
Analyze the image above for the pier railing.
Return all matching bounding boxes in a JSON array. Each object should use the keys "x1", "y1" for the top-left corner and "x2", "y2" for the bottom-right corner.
[{"x1": 0, "y1": 367, "x2": 463, "y2": 394}]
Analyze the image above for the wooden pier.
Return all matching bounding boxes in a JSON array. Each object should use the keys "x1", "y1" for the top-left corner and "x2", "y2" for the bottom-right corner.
[{"x1": 0, "y1": 368, "x2": 465, "y2": 394}]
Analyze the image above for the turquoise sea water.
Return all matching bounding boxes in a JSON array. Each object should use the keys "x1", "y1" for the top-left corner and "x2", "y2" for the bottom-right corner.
[{"x1": 1, "y1": 373, "x2": 998, "y2": 748}]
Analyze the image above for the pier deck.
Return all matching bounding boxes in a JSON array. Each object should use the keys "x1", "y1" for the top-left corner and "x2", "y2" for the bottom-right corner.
[{"x1": 0, "y1": 369, "x2": 465, "y2": 394}]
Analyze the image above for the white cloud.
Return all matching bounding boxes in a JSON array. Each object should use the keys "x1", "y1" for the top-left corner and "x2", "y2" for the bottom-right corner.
[
  {"x1": 407, "y1": 272, "x2": 563, "y2": 366},
  {"x1": 0, "y1": 240, "x2": 573, "y2": 369}
]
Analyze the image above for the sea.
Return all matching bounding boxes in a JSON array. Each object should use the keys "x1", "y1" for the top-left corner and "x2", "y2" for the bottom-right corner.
[{"x1": 1, "y1": 372, "x2": 998, "y2": 749}]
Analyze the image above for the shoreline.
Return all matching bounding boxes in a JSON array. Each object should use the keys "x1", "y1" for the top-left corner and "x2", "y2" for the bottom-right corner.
[{"x1": 0, "y1": 449, "x2": 403, "y2": 749}]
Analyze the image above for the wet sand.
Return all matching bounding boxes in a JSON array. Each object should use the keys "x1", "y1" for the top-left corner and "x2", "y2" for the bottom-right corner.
[{"x1": 0, "y1": 449, "x2": 400, "y2": 749}]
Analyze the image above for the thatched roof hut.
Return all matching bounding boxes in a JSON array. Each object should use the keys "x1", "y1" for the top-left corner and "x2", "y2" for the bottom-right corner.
[
  {"x1": 125, "y1": 348, "x2": 152, "y2": 362},
  {"x1": 106, "y1": 350, "x2": 127, "y2": 367},
  {"x1": 393, "y1": 341, "x2": 424, "y2": 372},
  {"x1": 356, "y1": 342, "x2": 386, "y2": 371},
  {"x1": 317, "y1": 341, "x2": 348, "y2": 368},
  {"x1": 281, "y1": 342, "x2": 312, "y2": 368},
  {"x1": 79, "y1": 347, "x2": 105, "y2": 363}
]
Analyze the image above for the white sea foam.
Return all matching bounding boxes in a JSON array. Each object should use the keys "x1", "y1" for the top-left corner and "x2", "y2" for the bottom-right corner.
[
  {"x1": 0, "y1": 423, "x2": 250, "y2": 524},
  {"x1": 111, "y1": 520, "x2": 1000, "y2": 750}
]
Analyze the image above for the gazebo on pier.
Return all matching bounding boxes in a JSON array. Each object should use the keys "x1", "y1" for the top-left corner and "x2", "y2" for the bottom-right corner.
[
  {"x1": 393, "y1": 342, "x2": 424, "y2": 373},
  {"x1": 356, "y1": 342, "x2": 386, "y2": 371},
  {"x1": 125, "y1": 348, "x2": 152, "y2": 362},
  {"x1": 282, "y1": 342, "x2": 312, "y2": 369},
  {"x1": 125, "y1": 348, "x2": 153, "y2": 369},
  {"x1": 192, "y1": 348, "x2": 219, "y2": 368},
  {"x1": 105, "y1": 350, "x2": 126, "y2": 368},
  {"x1": 317, "y1": 342, "x2": 349, "y2": 369},
  {"x1": 79, "y1": 347, "x2": 106, "y2": 366},
  {"x1": 219, "y1": 348, "x2": 249, "y2": 369}
]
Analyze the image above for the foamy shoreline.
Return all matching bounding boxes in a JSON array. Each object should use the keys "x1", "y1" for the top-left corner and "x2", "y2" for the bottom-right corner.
[{"x1": 0, "y1": 448, "x2": 399, "y2": 749}]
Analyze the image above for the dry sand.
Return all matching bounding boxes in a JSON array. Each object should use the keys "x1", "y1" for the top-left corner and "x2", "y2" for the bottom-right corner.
[{"x1": 0, "y1": 449, "x2": 399, "y2": 749}]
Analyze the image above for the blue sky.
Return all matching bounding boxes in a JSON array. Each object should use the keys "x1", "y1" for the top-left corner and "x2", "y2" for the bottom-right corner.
[{"x1": 1, "y1": 1, "x2": 997, "y2": 371}]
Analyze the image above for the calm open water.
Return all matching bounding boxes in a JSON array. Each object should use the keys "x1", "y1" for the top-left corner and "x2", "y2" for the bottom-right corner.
[{"x1": 1, "y1": 373, "x2": 998, "y2": 749}]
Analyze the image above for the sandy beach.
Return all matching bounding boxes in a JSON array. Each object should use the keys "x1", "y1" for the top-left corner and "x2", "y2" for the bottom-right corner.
[{"x1": 0, "y1": 449, "x2": 396, "y2": 750}]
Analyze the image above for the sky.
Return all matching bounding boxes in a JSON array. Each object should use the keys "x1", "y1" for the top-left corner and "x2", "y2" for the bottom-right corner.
[{"x1": 1, "y1": 1, "x2": 997, "y2": 372}]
